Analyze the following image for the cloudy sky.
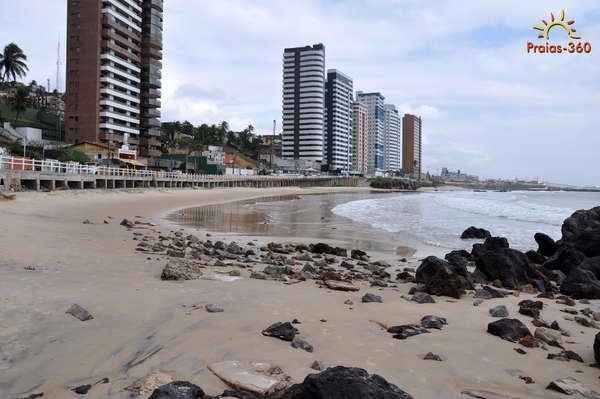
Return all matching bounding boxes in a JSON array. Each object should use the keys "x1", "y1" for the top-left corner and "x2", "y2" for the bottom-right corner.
[{"x1": 2, "y1": 0, "x2": 600, "y2": 185}]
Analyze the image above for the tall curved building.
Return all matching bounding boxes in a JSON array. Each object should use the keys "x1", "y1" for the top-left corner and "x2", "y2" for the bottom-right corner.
[{"x1": 282, "y1": 44, "x2": 325, "y2": 166}]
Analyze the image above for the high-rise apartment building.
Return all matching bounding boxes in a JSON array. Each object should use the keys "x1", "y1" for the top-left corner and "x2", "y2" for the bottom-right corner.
[
  {"x1": 65, "y1": 0, "x2": 163, "y2": 160},
  {"x1": 282, "y1": 44, "x2": 325, "y2": 164},
  {"x1": 324, "y1": 69, "x2": 353, "y2": 172},
  {"x1": 352, "y1": 101, "x2": 368, "y2": 174},
  {"x1": 402, "y1": 113, "x2": 422, "y2": 177},
  {"x1": 384, "y1": 104, "x2": 401, "y2": 171},
  {"x1": 356, "y1": 92, "x2": 385, "y2": 174}
]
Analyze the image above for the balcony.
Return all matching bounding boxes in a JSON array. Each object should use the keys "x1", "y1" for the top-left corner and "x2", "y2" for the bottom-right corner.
[
  {"x1": 143, "y1": 33, "x2": 162, "y2": 49},
  {"x1": 142, "y1": 118, "x2": 161, "y2": 128},
  {"x1": 142, "y1": 45, "x2": 162, "y2": 60},
  {"x1": 102, "y1": 15, "x2": 141, "y2": 42},
  {"x1": 143, "y1": 109, "x2": 161, "y2": 118},
  {"x1": 141, "y1": 98, "x2": 161, "y2": 108},
  {"x1": 144, "y1": 88, "x2": 161, "y2": 98}
]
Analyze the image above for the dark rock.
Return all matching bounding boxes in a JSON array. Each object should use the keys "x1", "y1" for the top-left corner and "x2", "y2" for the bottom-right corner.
[
  {"x1": 537, "y1": 291, "x2": 556, "y2": 299},
  {"x1": 362, "y1": 293, "x2": 383, "y2": 303},
  {"x1": 415, "y1": 256, "x2": 472, "y2": 299},
  {"x1": 487, "y1": 318, "x2": 531, "y2": 342},
  {"x1": 444, "y1": 250, "x2": 472, "y2": 269},
  {"x1": 205, "y1": 304, "x2": 224, "y2": 313},
  {"x1": 560, "y1": 268, "x2": 600, "y2": 299},
  {"x1": 543, "y1": 245, "x2": 586, "y2": 275},
  {"x1": 518, "y1": 300, "x2": 544, "y2": 310},
  {"x1": 149, "y1": 381, "x2": 205, "y2": 399},
  {"x1": 556, "y1": 295, "x2": 576, "y2": 306},
  {"x1": 472, "y1": 237, "x2": 547, "y2": 291},
  {"x1": 574, "y1": 316, "x2": 598, "y2": 328},
  {"x1": 262, "y1": 322, "x2": 298, "y2": 342},
  {"x1": 578, "y1": 256, "x2": 600, "y2": 279},
  {"x1": 518, "y1": 307, "x2": 540, "y2": 318},
  {"x1": 217, "y1": 390, "x2": 259, "y2": 399},
  {"x1": 410, "y1": 292, "x2": 435, "y2": 304},
  {"x1": 120, "y1": 218, "x2": 135, "y2": 228},
  {"x1": 420, "y1": 315, "x2": 447, "y2": 330},
  {"x1": 167, "y1": 249, "x2": 186, "y2": 258},
  {"x1": 489, "y1": 305, "x2": 509, "y2": 318},
  {"x1": 526, "y1": 250, "x2": 546, "y2": 265},
  {"x1": 560, "y1": 207, "x2": 600, "y2": 257},
  {"x1": 66, "y1": 304, "x2": 94, "y2": 321},
  {"x1": 514, "y1": 348, "x2": 527, "y2": 355},
  {"x1": 460, "y1": 226, "x2": 491, "y2": 240},
  {"x1": 396, "y1": 271, "x2": 414, "y2": 281},
  {"x1": 71, "y1": 384, "x2": 92, "y2": 395},
  {"x1": 351, "y1": 249, "x2": 369, "y2": 261},
  {"x1": 546, "y1": 270, "x2": 567, "y2": 284},
  {"x1": 474, "y1": 286, "x2": 510, "y2": 299},
  {"x1": 274, "y1": 366, "x2": 413, "y2": 399},
  {"x1": 519, "y1": 335, "x2": 539, "y2": 348},
  {"x1": 534, "y1": 233, "x2": 557, "y2": 257},
  {"x1": 387, "y1": 325, "x2": 430, "y2": 340},
  {"x1": 547, "y1": 350, "x2": 584, "y2": 363},
  {"x1": 310, "y1": 243, "x2": 347, "y2": 257},
  {"x1": 291, "y1": 336, "x2": 314, "y2": 353},
  {"x1": 423, "y1": 352, "x2": 443, "y2": 361}
]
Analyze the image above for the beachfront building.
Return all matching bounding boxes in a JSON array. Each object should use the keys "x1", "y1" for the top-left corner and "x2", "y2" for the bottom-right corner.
[
  {"x1": 384, "y1": 104, "x2": 401, "y2": 171},
  {"x1": 282, "y1": 44, "x2": 326, "y2": 168},
  {"x1": 356, "y1": 92, "x2": 385, "y2": 175},
  {"x1": 324, "y1": 69, "x2": 353, "y2": 173},
  {"x1": 402, "y1": 113, "x2": 423, "y2": 178},
  {"x1": 352, "y1": 101, "x2": 368, "y2": 174},
  {"x1": 65, "y1": 0, "x2": 163, "y2": 162}
]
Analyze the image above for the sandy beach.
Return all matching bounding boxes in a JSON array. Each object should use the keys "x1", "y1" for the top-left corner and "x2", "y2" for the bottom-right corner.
[{"x1": 1, "y1": 187, "x2": 599, "y2": 399}]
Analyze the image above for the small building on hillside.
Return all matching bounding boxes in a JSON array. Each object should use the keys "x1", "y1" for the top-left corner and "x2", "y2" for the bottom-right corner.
[
  {"x1": 202, "y1": 145, "x2": 224, "y2": 165},
  {"x1": 70, "y1": 142, "x2": 113, "y2": 161},
  {"x1": 157, "y1": 154, "x2": 224, "y2": 175}
]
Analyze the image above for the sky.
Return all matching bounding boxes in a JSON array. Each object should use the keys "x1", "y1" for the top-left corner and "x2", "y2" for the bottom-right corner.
[{"x1": 2, "y1": 0, "x2": 600, "y2": 185}]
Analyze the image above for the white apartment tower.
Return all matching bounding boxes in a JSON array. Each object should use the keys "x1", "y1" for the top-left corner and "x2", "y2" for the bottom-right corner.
[
  {"x1": 384, "y1": 104, "x2": 401, "y2": 171},
  {"x1": 282, "y1": 44, "x2": 326, "y2": 164},
  {"x1": 324, "y1": 69, "x2": 353, "y2": 172}
]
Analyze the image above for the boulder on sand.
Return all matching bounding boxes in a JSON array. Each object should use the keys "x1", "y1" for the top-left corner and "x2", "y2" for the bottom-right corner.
[
  {"x1": 274, "y1": 366, "x2": 414, "y2": 399},
  {"x1": 149, "y1": 381, "x2": 205, "y2": 399},
  {"x1": 487, "y1": 318, "x2": 531, "y2": 342},
  {"x1": 472, "y1": 237, "x2": 547, "y2": 291},
  {"x1": 309, "y1": 243, "x2": 347, "y2": 257},
  {"x1": 262, "y1": 322, "x2": 298, "y2": 342},
  {"x1": 461, "y1": 226, "x2": 491, "y2": 240},
  {"x1": 444, "y1": 250, "x2": 472, "y2": 269},
  {"x1": 415, "y1": 256, "x2": 472, "y2": 299},
  {"x1": 161, "y1": 259, "x2": 204, "y2": 281},
  {"x1": 66, "y1": 304, "x2": 94, "y2": 321},
  {"x1": 420, "y1": 315, "x2": 447, "y2": 330},
  {"x1": 489, "y1": 305, "x2": 509, "y2": 318},
  {"x1": 362, "y1": 293, "x2": 383, "y2": 303}
]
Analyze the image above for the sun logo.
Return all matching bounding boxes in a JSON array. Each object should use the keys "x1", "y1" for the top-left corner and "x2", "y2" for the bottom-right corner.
[{"x1": 533, "y1": 10, "x2": 580, "y2": 40}]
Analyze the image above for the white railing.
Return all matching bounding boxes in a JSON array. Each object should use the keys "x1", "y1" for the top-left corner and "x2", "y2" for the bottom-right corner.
[{"x1": 0, "y1": 155, "x2": 350, "y2": 183}]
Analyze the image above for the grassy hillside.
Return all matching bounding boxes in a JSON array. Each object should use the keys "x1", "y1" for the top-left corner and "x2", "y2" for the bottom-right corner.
[{"x1": 0, "y1": 100, "x2": 64, "y2": 141}]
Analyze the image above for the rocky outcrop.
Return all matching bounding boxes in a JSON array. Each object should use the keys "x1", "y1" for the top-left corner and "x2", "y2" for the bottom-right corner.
[
  {"x1": 461, "y1": 226, "x2": 491, "y2": 240},
  {"x1": 472, "y1": 237, "x2": 547, "y2": 291},
  {"x1": 415, "y1": 256, "x2": 472, "y2": 299},
  {"x1": 149, "y1": 381, "x2": 205, "y2": 399},
  {"x1": 444, "y1": 250, "x2": 472, "y2": 269},
  {"x1": 560, "y1": 206, "x2": 600, "y2": 257},
  {"x1": 309, "y1": 243, "x2": 347, "y2": 257},
  {"x1": 274, "y1": 366, "x2": 413, "y2": 399},
  {"x1": 534, "y1": 233, "x2": 557, "y2": 257},
  {"x1": 487, "y1": 318, "x2": 531, "y2": 342},
  {"x1": 543, "y1": 245, "x2": 585, "y2": 275},
  {"x1": 560, "y1": 268, "x2": 600, "y2": 299}
]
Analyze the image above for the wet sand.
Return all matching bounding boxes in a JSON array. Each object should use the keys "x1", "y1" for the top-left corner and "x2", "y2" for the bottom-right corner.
[{"x1": 0, "y1": 187, "x2": 599, "y2": 399}]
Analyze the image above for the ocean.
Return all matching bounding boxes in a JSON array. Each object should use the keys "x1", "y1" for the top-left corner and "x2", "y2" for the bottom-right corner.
[{"x1": 332, "y1": 190, "x2": 600, "y2": 253}]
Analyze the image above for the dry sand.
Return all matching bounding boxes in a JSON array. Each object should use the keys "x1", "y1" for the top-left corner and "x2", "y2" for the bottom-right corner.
[{"x1": 0, "y1": 187, "x2": 599, "y2": 398}]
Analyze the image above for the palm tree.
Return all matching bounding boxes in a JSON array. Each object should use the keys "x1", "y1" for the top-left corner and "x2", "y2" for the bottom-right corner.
[
  {"x1": 10, "y1": 86, "x2": 30, "y2": 124},
  {"x1": 0, "y1": 43, "x2": 29, "y2": 83}
]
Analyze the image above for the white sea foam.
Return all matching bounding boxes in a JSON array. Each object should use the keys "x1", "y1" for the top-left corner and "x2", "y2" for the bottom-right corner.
[{"x1": 332, "y1": 191, "x2": 600, "y2": 251}]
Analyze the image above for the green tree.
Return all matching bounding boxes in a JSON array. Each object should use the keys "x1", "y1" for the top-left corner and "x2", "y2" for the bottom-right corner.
[
  {"x1": 0, "y1": 43, "x2": 29, "y2": 83},
  {"x1": 10, "y1": 85, "x2": 30, "y2": 124}
]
